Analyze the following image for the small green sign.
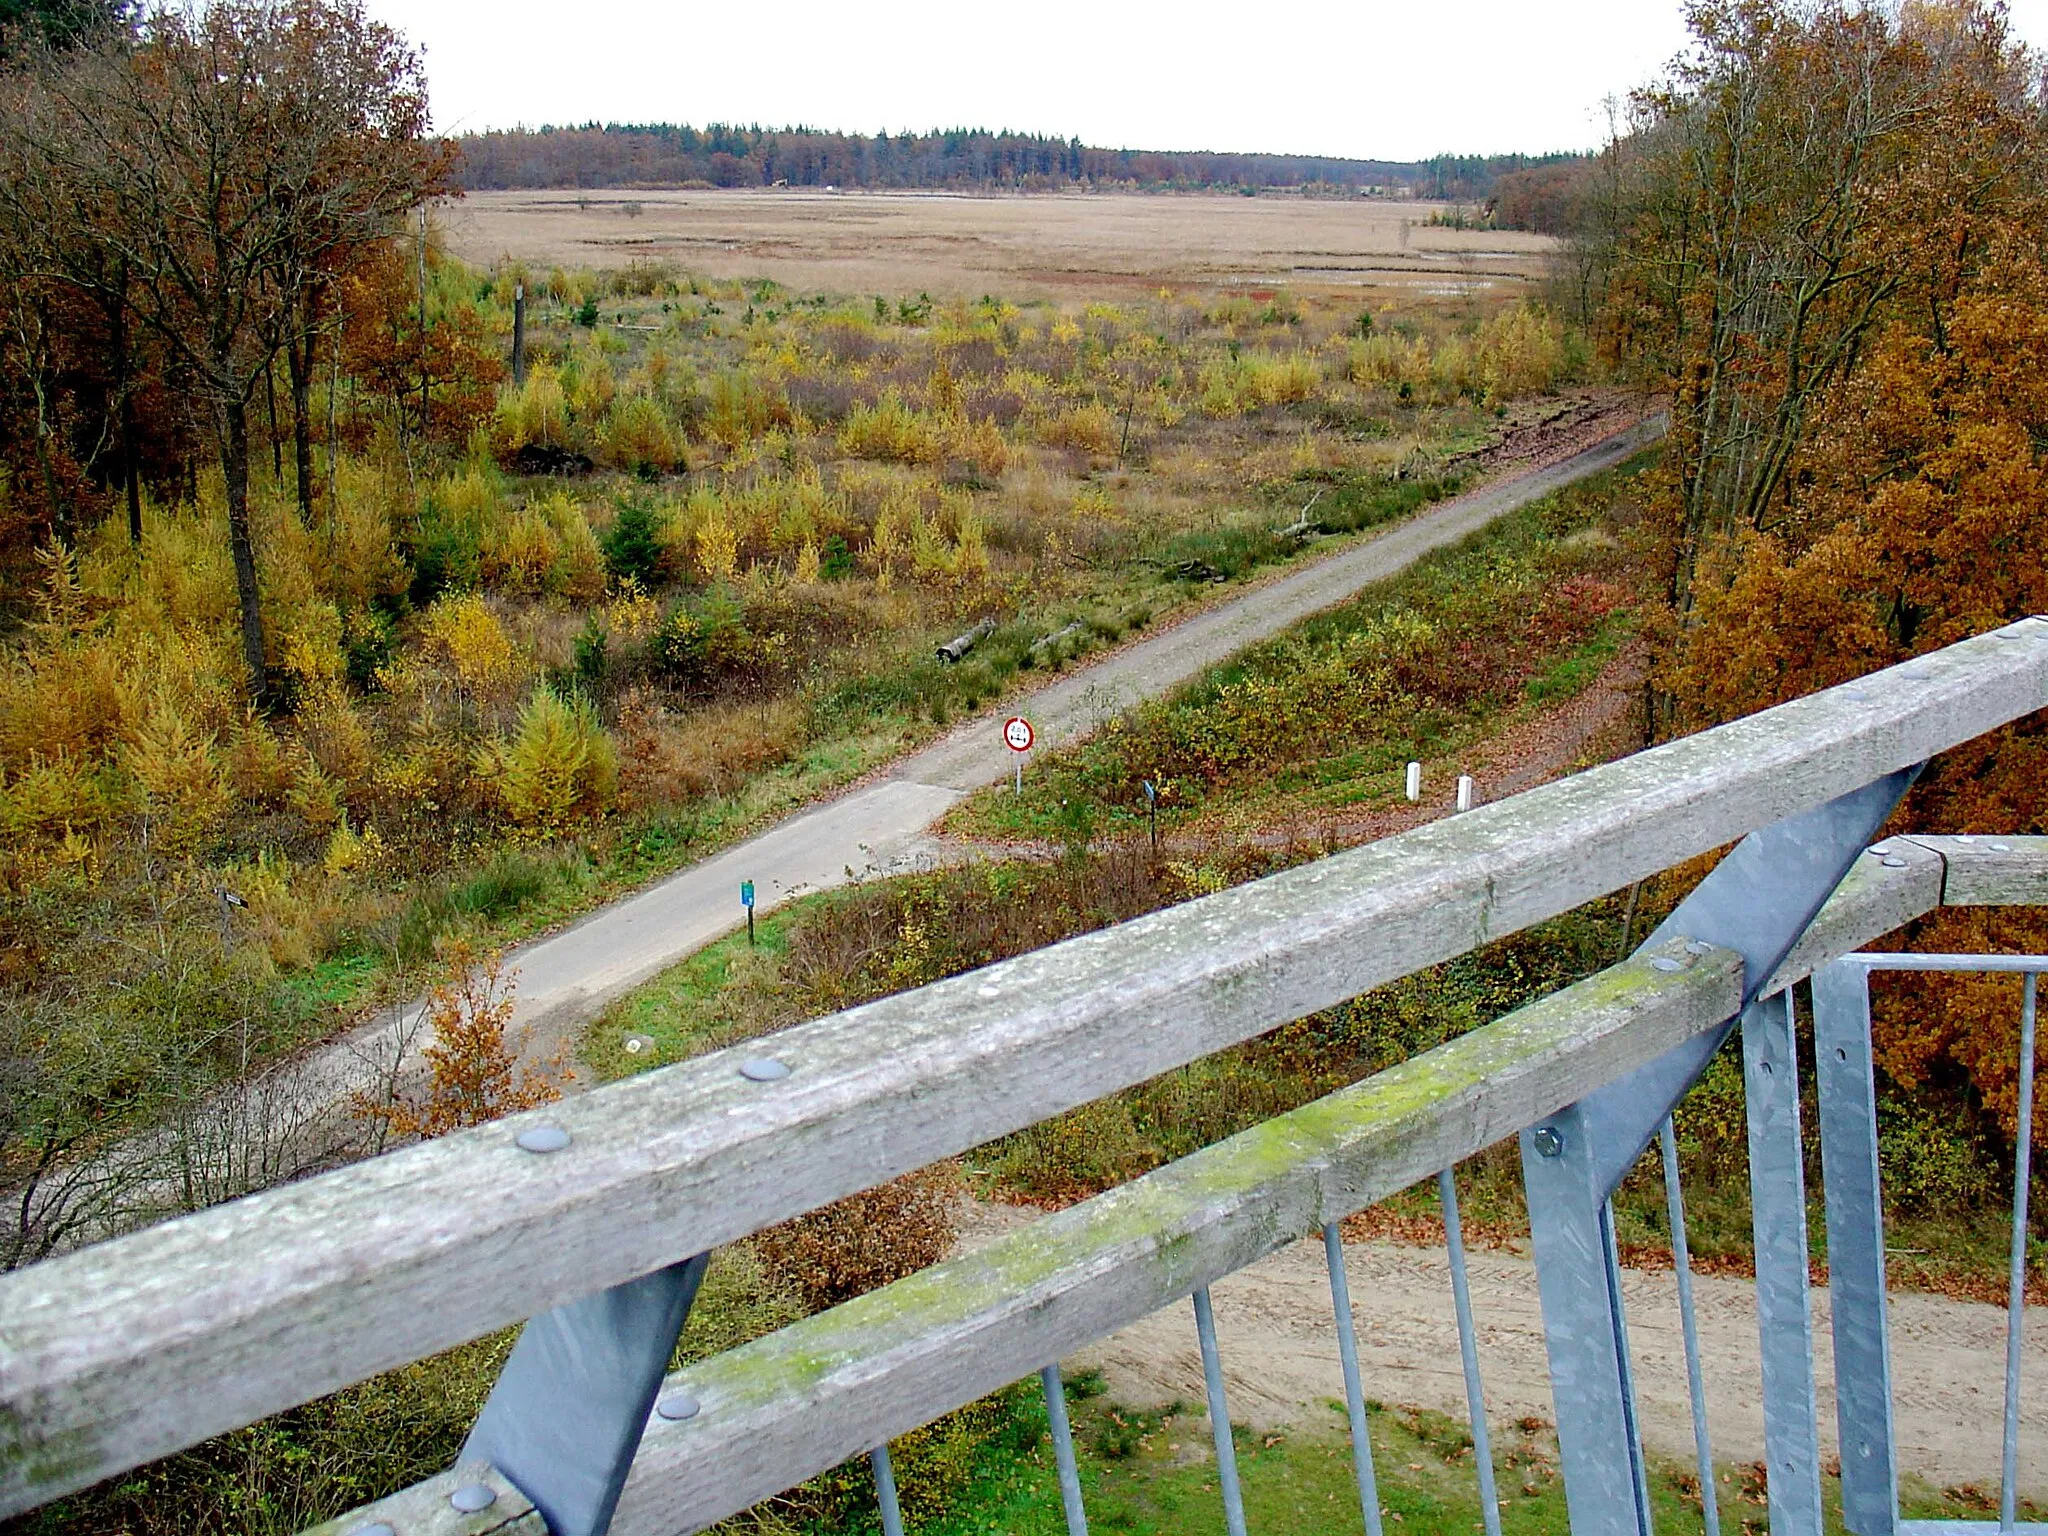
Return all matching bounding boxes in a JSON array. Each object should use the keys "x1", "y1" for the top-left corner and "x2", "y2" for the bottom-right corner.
[{"x1": 740, "y1": 881, "x2": 755, "y2": 909}]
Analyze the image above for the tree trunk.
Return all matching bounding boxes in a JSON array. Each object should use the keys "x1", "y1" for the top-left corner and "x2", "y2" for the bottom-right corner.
[
  {"x1": 110, "y1": 288, "x2": 141, "y2": 543},
  {"x1": 286, "y1": 318, "x2": 314, "y2": 525},
  {"x1": 220, "y1": 396, "x2": 268, "y2": 704}
]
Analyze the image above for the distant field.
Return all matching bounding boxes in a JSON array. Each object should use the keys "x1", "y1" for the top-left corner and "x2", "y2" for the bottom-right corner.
[{"x1": 437, "y1": 187, "x2": 1557, "y2": 298}]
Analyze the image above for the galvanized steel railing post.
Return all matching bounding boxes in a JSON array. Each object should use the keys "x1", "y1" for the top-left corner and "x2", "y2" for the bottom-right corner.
[
  {"x1": 1660, "y1": 1118, "x2": 1721, "y2": 1536},
  {"x1": 1743, "y1": 989, "x2": 1824, "y2": 1536},
  {"x1": 1324, "y1": 1223, "x2": 1386, "y2": 1536},
  {"x1": 1040, "y1": 1364, "x2": 1090, "y2": 1536},
  {"x1": 1523, "y1": 767, "x2": 1919, "y2": 1536},
  {"x1": 1521, "y1": 1105, "x2": 1653, "y2": 1536},
  {"x1": 1814, "y1": 958, "x2": 1897, "y2": 1536},
  {"x1": 2000, "y1": 973, "x2": 2037, "y2": 1536},
  {"x1": 1193, "y1": 1287, "x2": 1249, "y2": 1536},
  {"x1": 1440, "y1": 1168, "x2": 1503, "y2": 1536}
]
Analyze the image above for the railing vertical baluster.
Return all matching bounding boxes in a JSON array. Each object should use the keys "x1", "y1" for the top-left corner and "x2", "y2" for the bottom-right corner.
[
  {"x1": 1041, "y1": 1364, "x2": 1090, "y2": 1536},
  {"x1": 871, "y1": 1444, "x2": 905, "y2": 1536},
  {"x1": 1660, "y1": 1117, "x2": 1721, "y2": 1536},
  {"x1": 1324, "y1": 1222, "x2": 1386, "y2": 1536},
  {"x1": 1440, "y1": 1168, "x2": 1503, "y2": 1536},
  {"x1": 2001, "y1": 972, "x2": 2038, "y2": 1536},
  {"x1": 1744, "y1": 988, "x2": 1824, "y2": 1536},
  {"x1": 1193, "y1": 1287, "x2": 1250, "y2": 1536},
  {"x1": 1815, "y1": 957, "x2": 1899, "y2": 1536}
]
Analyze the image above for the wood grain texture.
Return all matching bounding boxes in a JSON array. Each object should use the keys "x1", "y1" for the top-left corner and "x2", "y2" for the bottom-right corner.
[
  {"x1": 5, "y1": 622, "x2": 2046, "y2": 1516},
  {"x1": 1905, "y1": 835, "x2": 2048, "y2": 908},
  {"x1": 296, "y1": 1465, "x2": 542, "y2": 1536},
  {"x1": 347, "y1": 941, "x2": 1746, "y2": 1536}
]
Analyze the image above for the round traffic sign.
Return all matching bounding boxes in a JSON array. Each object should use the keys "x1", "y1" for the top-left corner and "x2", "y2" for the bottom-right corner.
[{"x1": 1003, "y1": 716, "x2": 1035, "y2": 752}]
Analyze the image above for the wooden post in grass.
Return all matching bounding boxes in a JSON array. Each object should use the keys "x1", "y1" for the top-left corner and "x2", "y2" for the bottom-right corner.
[{"x1": 512, "y1": 284, "x2": 526, "y2": 386}]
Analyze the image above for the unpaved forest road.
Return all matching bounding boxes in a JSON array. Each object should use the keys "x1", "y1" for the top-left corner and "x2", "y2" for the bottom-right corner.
[
  {"x1": 486, "y1": 411, "x2": 1666, "y2": 1063},
  {"x1": 1052, "y1": 1228, "x2": 2048, "y2": 1497}
]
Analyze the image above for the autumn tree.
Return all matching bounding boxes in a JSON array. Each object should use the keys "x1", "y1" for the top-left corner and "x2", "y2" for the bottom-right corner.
[
  {"x1": 0, "y1": 0, "x2": 444, "y2": 701},
  {"x1": 355, "y1": 945, "x2": 556, "y2": 1140},
  {"x1": 1604, "y1": 0, "x2": 2048, "y2": 1163}
]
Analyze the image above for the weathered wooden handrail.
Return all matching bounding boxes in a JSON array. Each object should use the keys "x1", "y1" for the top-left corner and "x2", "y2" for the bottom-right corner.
[
  {"x1": 4, "y1": 619, "x2": 2047, "y2": 1516},
  {"x1": 316, "y1": 832, "x2": 2048, "y2": 1536}
]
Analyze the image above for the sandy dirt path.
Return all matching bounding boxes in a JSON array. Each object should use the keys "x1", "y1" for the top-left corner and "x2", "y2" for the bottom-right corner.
[
  {"x1": 481, "y1": 410, "x2": 1664, "y2": 1061},
  {"x1": 1062, "y1": 1232, "x2": 2048, "y2": 1497}
]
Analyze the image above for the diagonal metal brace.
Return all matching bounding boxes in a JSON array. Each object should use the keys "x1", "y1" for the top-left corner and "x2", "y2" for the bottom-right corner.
[
  {"x1": 463, "y1": 1253, "x2": 709, "y2": 1536},
  {"x1": 1576, "y1": 764, "x2": 1922, "y2": 1196}
]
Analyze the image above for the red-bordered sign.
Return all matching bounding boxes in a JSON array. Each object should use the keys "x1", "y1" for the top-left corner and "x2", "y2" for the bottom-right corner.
[{"x1": 1003, "y1": 716, "x2": 1035, "y2": 752}]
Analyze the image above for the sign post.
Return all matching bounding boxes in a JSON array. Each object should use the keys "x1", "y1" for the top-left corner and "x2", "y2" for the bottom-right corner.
[
  {"x1": 741, "y1": 880, "x2": 756, "y2": 947},
  {"x1": 1142, "y1": 779, "x2": 1158, "y2": 853},
  {"x1": 1003, "y1": 716, "x2": 1035, "y2": 794}
]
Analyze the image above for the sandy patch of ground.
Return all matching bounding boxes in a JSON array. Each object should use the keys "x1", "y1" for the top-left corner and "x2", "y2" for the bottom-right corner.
[
  {"x1": 437, "y1": 187, "x2": 1557, "y2": 300},
  {"x1": 957, "y1": 1201, "x2": 2046, "y2": 1495}
]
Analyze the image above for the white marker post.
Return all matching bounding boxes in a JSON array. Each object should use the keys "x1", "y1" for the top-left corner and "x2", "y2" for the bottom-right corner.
[
  {"x1": 1456, "y1": 775, "x2": 1475, "y2": 813},
  {"x1": 1405, "y1": 762, "x2": 1422, "y2": 803},
  {"x1": 1004, "y1": 715, "x2": 1035, "y2": 793}
]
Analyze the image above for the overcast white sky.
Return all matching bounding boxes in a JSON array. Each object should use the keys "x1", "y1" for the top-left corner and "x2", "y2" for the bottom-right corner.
[{"x1": 373, "y1": 0, "x2": 2048, "y2": 162}]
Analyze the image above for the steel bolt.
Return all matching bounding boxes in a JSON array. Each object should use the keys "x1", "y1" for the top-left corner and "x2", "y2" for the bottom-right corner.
[
  {"x1": 449, "y1": 1483, "x2": 498, "y2": 1513},
  {"x1": 1882, "y1": 856, "x2": 1907, "y2": 869},
  {"x1": 1532, "y1": 1125, "x2": 1564, "y2": 1159},
  {"x1": 655, "y1": 1391, "x2": 701, "y2": 1421},
  {"x1": 1992, "y1": 841, "x2": 2014, "y2": 853},
  {"x1": 1651, "y1": 956, "x2": 1682, "y2": 972},
  {"x1": 1685, "y1": 940, "x2": 1712, "y2": 955},
  {"x1": 515, "y1": 1126, "x2": 570, "y2": 1154},
  {"x1": 739, "y1": 1056, "x2": 791, "y2": 1082}
]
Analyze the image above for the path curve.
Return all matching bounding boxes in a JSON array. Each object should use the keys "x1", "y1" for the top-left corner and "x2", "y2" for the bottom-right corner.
[{"x1": 501, "y1": 413, "x2": 1667, "y2": 1057}]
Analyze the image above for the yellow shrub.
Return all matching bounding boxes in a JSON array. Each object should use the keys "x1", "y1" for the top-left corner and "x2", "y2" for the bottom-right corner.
[
  {"x1": 482, "y1": 507, "x2": 563, "y2": 594},
  {"x1": 1036, "y1": 403, "x2": 1118, "y2": 455},
  {"x1": 419, "y1": 593, "x2": 523, "y2": 701},
  {"x1": 226, "y1": 713, "x2": 295, "y2": 805},
  {"x1": 944, "y1": 415, "x2": 1009, "y2": 479},
  {"x1": 696, "y1": 509, "x2": 739, "y2": 584},
  {"x1": 542, "y1": 494, "x2": 608, "y2": 601},
  {"x1": 1477, "y1": 304, "x2": 1570, "y2": 401},
  {"x1": 1247, "y1": 351, "x2": 1321, "y2": 404},
  {"x1": 1348, "y1": 332, "x2": 1435, "y2": 394},
  {"x1": 122, "y1": 700, "x2": 231, "y2": 850},
  {"x1": 495, "y1": 363, "x2": 570, "y2": 450},
  {"x1": 568, "y1": 359, "x2": 616, "y2": 423},
  {"x1": 840, "y1": 394, "x2": 943, "y2": 464},
  {"x1": 479, "y1": 685, "x2": 617, "y2": 832},
  {"x1": 0, "y1": 752, "x2": 109, "y2": 845},
  {"x1": 792, "y1": 540, "x2": 822, "y2": 585},
  {"x1": 602, "y1": 396, "x2": 679, "y2": 474}
]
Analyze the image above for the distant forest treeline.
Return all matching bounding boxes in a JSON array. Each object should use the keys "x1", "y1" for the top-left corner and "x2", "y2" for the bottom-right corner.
[{"x1": 451, "y1": 123, "x2": 1583, "y2": 200}]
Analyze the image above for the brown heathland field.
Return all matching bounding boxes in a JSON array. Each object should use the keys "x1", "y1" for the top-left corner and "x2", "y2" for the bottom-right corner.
[{"x1": 437, "y1": 187, "x2": 1558, "y2": 300}]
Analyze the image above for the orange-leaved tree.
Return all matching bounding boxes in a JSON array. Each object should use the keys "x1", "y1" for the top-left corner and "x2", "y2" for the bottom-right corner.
[{"x1": 360, "y1": 943, "x2": 557, "y2": 1139}]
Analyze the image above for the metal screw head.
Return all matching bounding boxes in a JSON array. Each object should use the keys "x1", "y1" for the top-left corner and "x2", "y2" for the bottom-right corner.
[
  {"x1": 739, "y1": 1056, "x2": 791, "y2": 1082},
  {"x1": 1531, "y1": 1125, "x2": 1565, "y2": 1159},
  {"x1": 515, "y1": 1125, "x2": 571, "y2": 1154},
  {"x1": 1650, "y1": 956, "x2": 1683, "y2": 972},
  {"x1": 1868, "y1": 844, "x2": 1892, "y2": 857},
  {"x1": 1992, "y1": 841, "x2": 2014, "y2": 853},
  {"x1": 1685, "y1": 940, "x2": 1712, "y2": 955},
  {"x1": 1882, "y1": 856, "x2": 1907, "y2": 869},
  {"x1": 655, "y1": 1391, "x2": 701, "y2": 1421},
  {"x1": 449, "y1": 1482, "x2": 498, "y2": 1513}
]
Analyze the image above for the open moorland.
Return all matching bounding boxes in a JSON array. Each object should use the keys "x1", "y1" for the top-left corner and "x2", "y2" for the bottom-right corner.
[{"x1": 439, "y1": 188, "x2": 1557, "y2": 301}]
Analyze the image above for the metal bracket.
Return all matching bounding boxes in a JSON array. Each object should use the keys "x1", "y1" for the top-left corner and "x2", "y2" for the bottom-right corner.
[{"x1": 463, "y1": 1253, "x2": 710, "y2": 1536}]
